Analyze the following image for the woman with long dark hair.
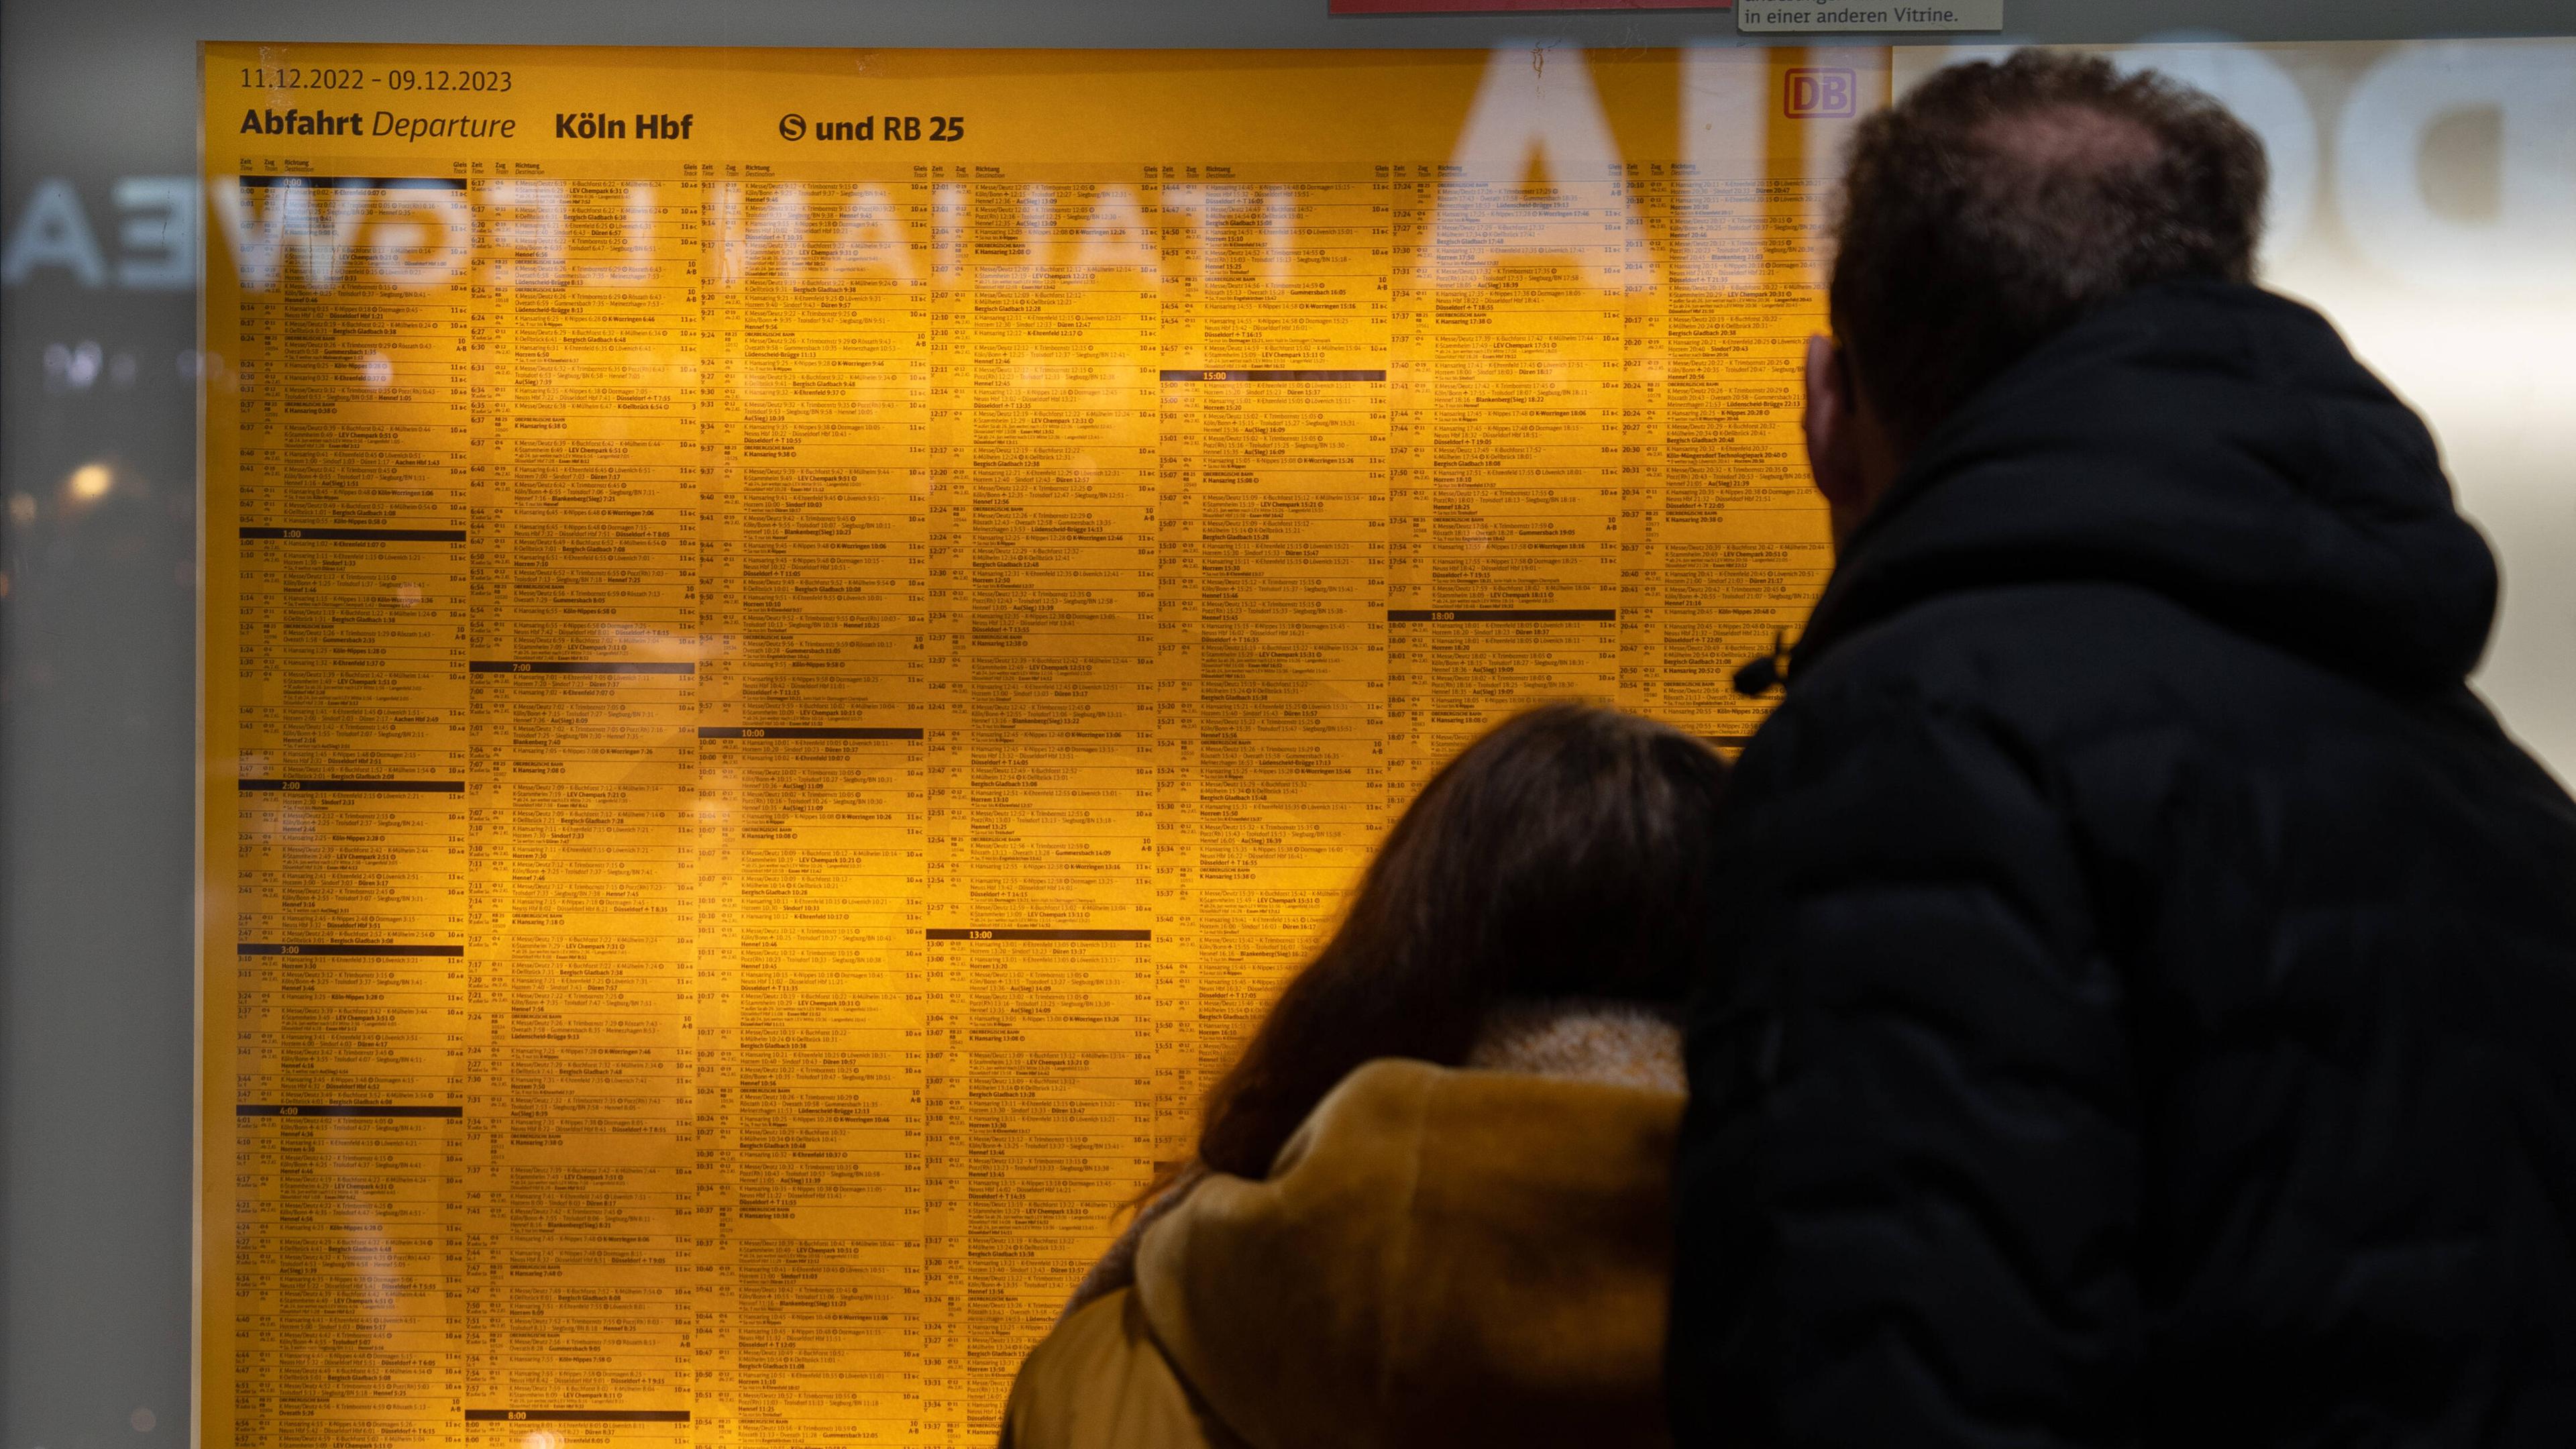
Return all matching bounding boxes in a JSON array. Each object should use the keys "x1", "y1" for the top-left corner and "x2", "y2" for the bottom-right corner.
[{"x1": 1002, "y1": 703, "x2": 1728, "y2": 1449}]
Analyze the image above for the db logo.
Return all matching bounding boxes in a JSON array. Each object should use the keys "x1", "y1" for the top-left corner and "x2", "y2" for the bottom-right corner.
[
  {"x1": 779, "y1": 113, "x2": 807, "y2": 141},
  {"x1": 1786, "y1": 68, "x2": 1857, "y2": 119}
]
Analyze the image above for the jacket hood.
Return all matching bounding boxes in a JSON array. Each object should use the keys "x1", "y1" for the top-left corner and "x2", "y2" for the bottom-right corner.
[
  {"x1": 1132, "y1": 1057, "x2": 1682, "y2": 1449},
  {"x1": 1792, "y1": 281, "x2": 2497, "y2": 695}
]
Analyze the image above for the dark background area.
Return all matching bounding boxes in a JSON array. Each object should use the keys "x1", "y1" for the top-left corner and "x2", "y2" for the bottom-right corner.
[{"x1": 6, "y1": 2, "x2": 2569, "y2": 1444}]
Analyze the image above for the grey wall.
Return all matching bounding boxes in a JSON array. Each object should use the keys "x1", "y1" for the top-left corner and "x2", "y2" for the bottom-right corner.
[{"x1": 5, "y1": 3, "x2": 2571, "y2": 1448}]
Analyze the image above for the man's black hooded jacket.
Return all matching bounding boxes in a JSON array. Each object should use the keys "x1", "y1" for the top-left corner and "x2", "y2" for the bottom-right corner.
[{"x1": 1670, "y1": 281, "x2": 2576, "y2": 1446}]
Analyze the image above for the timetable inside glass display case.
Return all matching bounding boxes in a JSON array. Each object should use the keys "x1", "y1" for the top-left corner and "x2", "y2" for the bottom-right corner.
[{"x1": 199, "y1": 42, "x2": 1871, "y2": 1446}]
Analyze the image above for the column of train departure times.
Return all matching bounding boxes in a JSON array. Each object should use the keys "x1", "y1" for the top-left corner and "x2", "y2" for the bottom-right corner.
[{"x1": 202, "y1": 41, "x2": 1868, "y2": 1449}]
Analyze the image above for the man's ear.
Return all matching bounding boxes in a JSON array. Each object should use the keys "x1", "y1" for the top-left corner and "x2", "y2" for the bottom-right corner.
[{"x1": 1803, "y1": 333, "x2": 1871, "y2": 547}]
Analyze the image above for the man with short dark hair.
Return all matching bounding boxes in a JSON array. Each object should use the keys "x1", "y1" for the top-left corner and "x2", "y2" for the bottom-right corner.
[{"x1": 1670, "y1": 50, "x2": 2576, "y2": 1446}]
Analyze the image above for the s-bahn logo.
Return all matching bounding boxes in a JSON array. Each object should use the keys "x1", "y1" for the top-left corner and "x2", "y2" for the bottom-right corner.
[{"x1": 1785, "y1": 68, "x2": 1857, "y2": 119}]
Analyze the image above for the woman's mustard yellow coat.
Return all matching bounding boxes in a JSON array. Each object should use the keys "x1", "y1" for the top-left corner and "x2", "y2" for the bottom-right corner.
[{"x1": 1000, "y1": 1054, "x2": 1684, "y2": 1449}]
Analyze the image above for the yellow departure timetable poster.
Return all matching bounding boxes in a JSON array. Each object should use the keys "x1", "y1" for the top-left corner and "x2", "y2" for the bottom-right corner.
[{"x1": 199, "y1": 41, "x2": 1883, "y2": 1448}]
